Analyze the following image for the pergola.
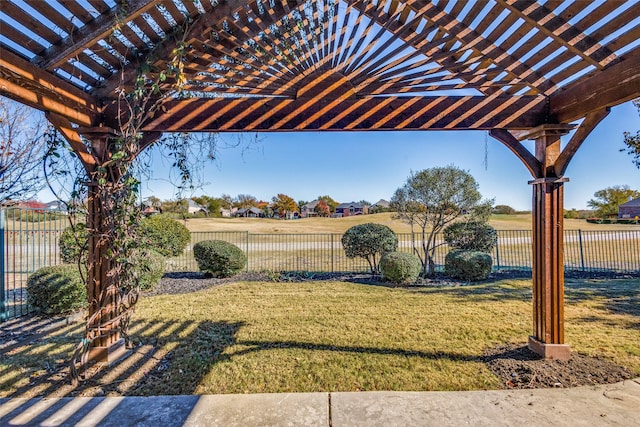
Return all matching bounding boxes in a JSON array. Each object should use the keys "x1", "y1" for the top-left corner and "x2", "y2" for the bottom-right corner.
[{"x1": 1, "y1": 0, "x2": 640, "y2": 363}]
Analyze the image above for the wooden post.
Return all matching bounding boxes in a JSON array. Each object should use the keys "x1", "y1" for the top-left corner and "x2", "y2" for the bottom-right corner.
[
  {"x1": 82, "y1": 128, "x2": 126, "y2": 363},
  {"x1": 520, "y1": 125, "x2": 574, "y2": 360}
]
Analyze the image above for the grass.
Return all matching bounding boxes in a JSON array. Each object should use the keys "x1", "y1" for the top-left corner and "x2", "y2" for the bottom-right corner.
[
  {"x1": 184, "y1": 213, "x2": 640, "y2": 233},
  {"x1": 1, "y1": 277, "x2": 638, "y2": 397}
]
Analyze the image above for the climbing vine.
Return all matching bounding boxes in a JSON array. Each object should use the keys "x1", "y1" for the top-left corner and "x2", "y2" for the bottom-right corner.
[{"x1": 43, "y1": 12, "x2": 223, "y2": 384}]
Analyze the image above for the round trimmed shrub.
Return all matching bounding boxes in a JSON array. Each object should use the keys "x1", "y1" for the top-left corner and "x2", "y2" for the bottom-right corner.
[
  {"x1": 193, "y1": 240, "x2": 246, "y2": 278},
  {"x1": 380, "y1": 252, "x2": 421, "y2": 285},
  {"x1": 139, "y1": 215, "x2": 191, "y2": 257},
  {"x1": 444, "y1": 221, "x2": 497, "y2": 253},
  {"x1": 130, "y1": 249, "x2": 166, "y2": 291},
  {"x1": 59, "y1": 223, "x2": 88, "y2": 264},
  {"x1": 27, "y1": 264, "x2": 87, "y2": 315},
  {"x1": 342, "y1": 223, "x2": 398, "y2": 273},
  {"x1": 59, "y1": 216, "x2": 190, "y2": 262},
  {"x1": 444, "y1": 250, "x2": 492, "y2": 281}
]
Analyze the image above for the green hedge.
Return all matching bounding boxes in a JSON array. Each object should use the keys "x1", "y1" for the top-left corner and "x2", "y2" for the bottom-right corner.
[
  {"x1": 444, "y1": 221, "x2": 497, "y2": 252},
  {"x1": 59, "y1": 223, "x2": 88, "y2": 264},
  {"x1": 444, "y1": 250, "x2": 492, "y2": 281},
  {"x1": 59, "y1": 215, "x2": 188, "y2": 265},
  {"x1": 27, "y1": 265, "x2": 87, "y2": 315},
  {"x1": 193, "y1": 240, "x2": 246, "y2": 278},
  {"x1": 130, "y1": 249, "x2": 166, "y2": 291},
  {"x1": 380, "y1": 252, "x2": 421, "y2": 285},
  {"x1": 139, "y1": 215, "x2": 191, "y2": 257},
  {"x1": 342, "y1": 223, "x2": 398, "y2": 273}
]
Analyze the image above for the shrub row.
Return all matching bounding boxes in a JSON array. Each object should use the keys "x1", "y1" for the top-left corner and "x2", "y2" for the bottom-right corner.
[
  {"x1": 29, "y1": 215, "x2": 191, "y2": 316},
  {"x1": 586, "y1": 218, "x2": 639, "y2": 224}
]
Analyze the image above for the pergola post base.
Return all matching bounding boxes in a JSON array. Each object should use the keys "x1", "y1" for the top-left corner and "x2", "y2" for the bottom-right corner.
[
  {"x1": 88, "y1": 338, "x2": 128, "y2": 364},
  {"x1": 528, "y1": 336, "x2": 571, "y2": 360}
]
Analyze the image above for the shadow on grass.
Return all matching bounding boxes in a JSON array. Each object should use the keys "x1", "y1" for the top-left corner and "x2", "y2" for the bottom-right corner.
[
  {"x1": 407, "y1": 282, "x2": 532, "y2": 303},
  {"x1": 565, "y1": 280, "x2": 640, "y2": 318},
  {"x1": 232, "y1": 339, "x2": 478, "y2": 362},
  {"x1": 1, "y1": 318, "x2": 243, "y2": 403}
]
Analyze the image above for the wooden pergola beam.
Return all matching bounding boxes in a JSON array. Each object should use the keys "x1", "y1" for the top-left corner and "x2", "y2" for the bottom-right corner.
[
  {"x1": 141, "y1": 95, "x2": 547, "y2": 132},
  {"x1": 0, "y1": 48, "x2": 101, "y2": 127},
  {"x1": 489, "y1": 129, "x2": 541, "y2": 177},
  {"x1": 555, "y1": 108, "x2": 610, "y2": 176},
  {"x1": 38, "y1": 0, "x2": 164, "y2": 70},
  {"x1": 549, "y1": 53, "x2": 640, "y2": 123}
]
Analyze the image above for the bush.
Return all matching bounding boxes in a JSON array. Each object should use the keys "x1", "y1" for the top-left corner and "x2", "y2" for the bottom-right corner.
[
  {"x1": 59, "y1": 223, "x2": 88, "y2": 264},
  {"x1": 492, "y1": 205, "x2": 516, "y2": 215},
  {"x1": 193, "y1": 240, "x2": 246, "y2": 277},
  {"x1": 342, "y1": 223, "x2": 398, "y2": 273},
  {"x1": 380, "y1": 252, "x2": 421, "y2": 285},
  {"x1": 27, "y1": 264, "x2": 87, "y2": 315},
  {"x1": 444, "y1": 221, "x2": 497, "y2": 253},
  {"x1": 129, "y1": 249, "x2": 166, "y2": 291},
  {"x1": 444, "y1": 250, "x2": 492, "y2": 281},
  {"x1": 60, "y1": 216, "x2": 191, "y2": 262},
  {"x1": 139, "y1": 215, "x2": 191, "y2": 257}
]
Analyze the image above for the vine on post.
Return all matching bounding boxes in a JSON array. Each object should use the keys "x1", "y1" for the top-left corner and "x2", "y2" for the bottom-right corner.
[{"x1": 43, "y1": 15, "x2": 210, "y2": 384}]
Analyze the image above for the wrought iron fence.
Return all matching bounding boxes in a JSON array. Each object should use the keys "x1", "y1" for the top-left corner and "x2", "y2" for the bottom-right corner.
[
  {"x1": 1, "y1": 208, "x2": 69, "y2": 321},
  {"x1": 3, "y1": 208, "x2": 640, "y2": 321}
]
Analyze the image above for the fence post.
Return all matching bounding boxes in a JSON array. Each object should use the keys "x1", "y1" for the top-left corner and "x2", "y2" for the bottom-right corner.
[
  {"x1": 0, "y1": 209, "x2": 5, "y2": 322},
  {"x1": 495, "y1": 232, "x2": 500, "y2": 271},
  {"x1": 578, "y1": 229, "x2": 585, "y2": 271},
  {"x1": 331, "y1": 234, "x2": 335, "y2": 273},
  {"x1": 246, "y1": 231, "x2": 250, "y2": 272}
]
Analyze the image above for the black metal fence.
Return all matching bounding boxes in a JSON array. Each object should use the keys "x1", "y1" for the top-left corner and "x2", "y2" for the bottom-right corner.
[
  {"x1": 3, "y1": 207, "x2": 640, "y2": 321},
  {"x1": 164, "y1": 229, "x2": 640, "y2": 274}
]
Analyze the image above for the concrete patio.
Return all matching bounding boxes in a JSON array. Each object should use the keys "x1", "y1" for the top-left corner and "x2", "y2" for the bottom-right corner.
[{"x1": 1, "y1": 378, "x2": 639, "y2": 426}]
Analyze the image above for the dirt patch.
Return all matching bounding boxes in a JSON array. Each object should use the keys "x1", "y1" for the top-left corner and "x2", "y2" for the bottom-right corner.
[{"x1": 482, "y1": 343, "x2": 633, "y2": 389}]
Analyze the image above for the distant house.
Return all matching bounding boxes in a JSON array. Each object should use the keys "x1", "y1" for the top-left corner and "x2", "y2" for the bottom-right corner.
[
  {"x1": 301, "y1": 200, "x2": 319, "y2": 218},
  {"x1": 220, "y1": 207, "x2": 237, "y2": 217},
  {"x1": 187, "y1": 199, "x2": 208, "y2": 215},
  {"x1": 45, "y1": 200, "x2": 69, "y2": 214},
  {"x1": 235, "y1": 207, "x2": 262, "y2": 218},
  {"x1": 369, "y1": 199, "x2": 391, "y2": 213},
  {"x1": 618, "y1": 198, "x2": 640, "y2": 218},
  {"x1": 13, "y1": 200, "x2": 48, "y2": 212},
  {"x1": 335, "y1": 202, "x2": 368, "y2": 217},
  {"x1": 142, "y1": 205, "x2": 161, "y2": 216}
]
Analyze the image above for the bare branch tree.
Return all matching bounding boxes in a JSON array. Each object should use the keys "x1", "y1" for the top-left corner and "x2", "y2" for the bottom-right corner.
[{"x1": 0, "y1": 98, "x2": 46, "y2": 204}]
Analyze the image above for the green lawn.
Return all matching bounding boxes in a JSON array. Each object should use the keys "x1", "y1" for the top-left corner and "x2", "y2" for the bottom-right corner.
[{"x1": 2, "y1": 278, "x2": 638, "y2": 398}]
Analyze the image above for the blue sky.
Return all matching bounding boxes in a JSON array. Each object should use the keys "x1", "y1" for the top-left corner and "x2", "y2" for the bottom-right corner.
[{"x1": 135, "y1": 100, "x2": 640, "y2": 211}]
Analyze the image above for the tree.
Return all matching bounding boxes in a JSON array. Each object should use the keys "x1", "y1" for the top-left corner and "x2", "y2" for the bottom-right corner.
[
  {"x1": 391, "y1": 166, "x2": 484, "y2": 277},
  {"x1": 297, "y1": 200, "x2": 308, "y2": 213},
  {"x1": 317, "y1": 195, "x2": 339, "y2": 213},
  {"x1": 342, "y1": 223, "x2": 398, "y2": 274},
  {"x1": 161, "y1": 199, "x2": 188, "y2": 215},
  {"x1": 192, "y1": 195, "x2": 223, "y2": 217},
  {"x1": 587, "y1": 185, "x2": 640, "y2": 218},
  {"x1": 493, "y1": 204, "x2": 516, "y2": 215},
  {"x1": 144, "y1": 196, "x2": 161, "y2": 209},
  {"x1": 234, "y1": 193, "x2": 258, "y2": 209},
  {"x1": 0, "y1": 99, "x2": 47, "y2": 204},
  {"x1": 315, "y1": 199, "x2": 331, "y2": 217},
  {"x1": 271, "y1": 193, "x2": 297, "y2": 217},
  {"x1": 621, "y1": 99, "x2": 640, "y2": 168},
  {"x1": 220, "y1": 194, "x2": 234, "y2": 209}
]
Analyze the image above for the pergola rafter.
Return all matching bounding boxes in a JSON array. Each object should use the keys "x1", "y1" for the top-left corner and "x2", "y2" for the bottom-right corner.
[{"x1": 2, "y1": 0, "x2": 640, "y2": 363}]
